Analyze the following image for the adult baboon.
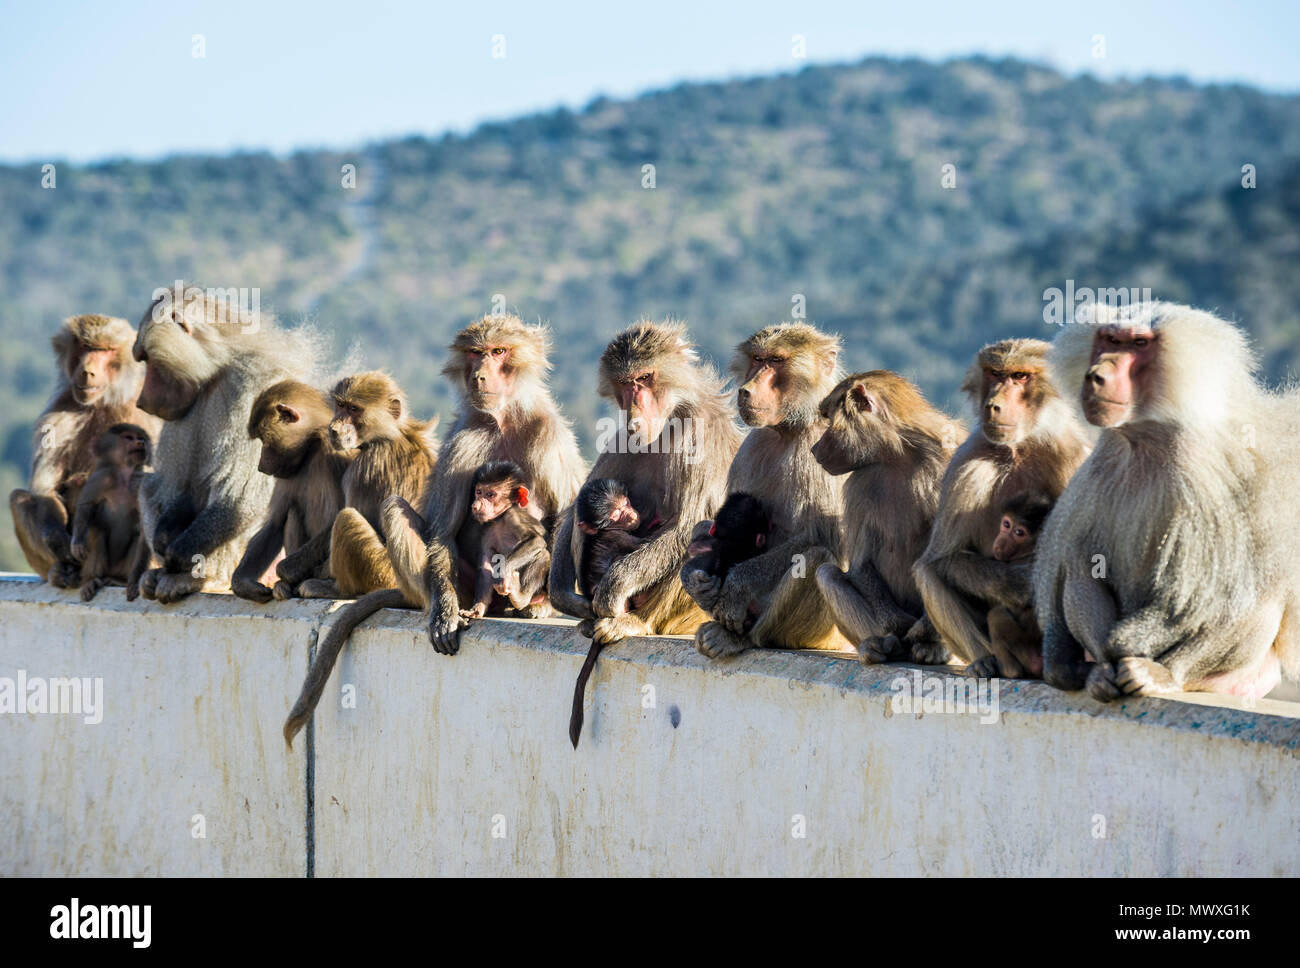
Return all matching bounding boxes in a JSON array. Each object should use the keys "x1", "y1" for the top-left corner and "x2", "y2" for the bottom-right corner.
[
  {"x1": 914, "y1": 339, "x2": 1092, "y2": 668},
  {"x1": 1036, "y1": 301, "x2": 1300, "y2": 702},
  {"x1": 811, "y1": 370, "x2": 965, "y2": 664},
  {"x1": 681, "y1": 323, "x2": 845, "y2": 658},
  {"x1": 551, "y1": 320, "x2": 743, "y2": 645},
  {"x1": 284, "y1": 315, "x2": 584, "y2": 747},
  {"x1": 10, "y1": 314, "x2": 159, "y2": 585},
  {"x1": 129, "y1": 283, "x2": 313, "y2": 603}
]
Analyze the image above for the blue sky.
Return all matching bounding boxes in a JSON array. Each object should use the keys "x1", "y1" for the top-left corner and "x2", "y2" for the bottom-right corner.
[{"x1": 2, "y1": 0, "x2": 1296, "y2": 163}]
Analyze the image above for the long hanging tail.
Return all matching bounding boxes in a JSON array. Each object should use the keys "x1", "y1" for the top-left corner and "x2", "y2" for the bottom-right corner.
[
  {"x1": 568, "y1": 639, "x2": 605, "y2": 749},
  {"x1": 284, "y1": 588, "x2": 409, "y2": 748}
]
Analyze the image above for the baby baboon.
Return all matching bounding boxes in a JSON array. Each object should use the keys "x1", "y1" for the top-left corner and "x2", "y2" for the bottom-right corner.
[
  {"x1": 575, "y1": 477, "x2": 654, "y2": 604},
  {"x1": 297, "y1": 371, "x2": 437, "y2": 598},
  {"x1": 459, "y1": 460, "x2": 549, "y2": 620},
  {"x1": 70, "y1": 423, "x2": 152, "y2": 601},
  {"x1": 979, "y1": 491, "x2": 1055, "y2": 679},
  {"x1": 233, "y1": 380, "x2": 355, "y2": 602},
  {"x1": 681, "y1": 491, "x2": 771, "y2": 610}
]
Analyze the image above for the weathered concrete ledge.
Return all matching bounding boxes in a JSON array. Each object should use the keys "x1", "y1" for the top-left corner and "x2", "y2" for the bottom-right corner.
[{"x1": 1, "y1": 577, "x2": 1296, "y2": 876}]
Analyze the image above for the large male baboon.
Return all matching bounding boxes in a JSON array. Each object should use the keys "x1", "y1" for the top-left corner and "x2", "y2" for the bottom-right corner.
[
  {"x1": 10, "y1": 314, "x2": 159, "y2": 584},
  {"x1": 130, "y1": 283, "x2": 313, "y2": 602},
  {"x1": 914, "y1": 339, "x2": 1092, "y2": 668},
  {"x1": 681, "y1": 323, "x2": 847, "y2": 658},
  {"x1": 1036, "y1": 301, "x2": 1300, "y2": 702}
]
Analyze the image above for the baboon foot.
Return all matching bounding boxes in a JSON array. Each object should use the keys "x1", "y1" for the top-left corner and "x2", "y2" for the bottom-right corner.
[
  {"x1": 964, "y1": 654, "x2": 1002, "y2": 679},
  {"x1": 910, "y1": 639, "x2": 951, "y2": 666},
  {"x1": 1086, "y1": 662, "x2": 1122, "y2": 702},
  {"x1": 858, "y1": 634, "x2": 902, "y2": 665},
  {"x1": 695, "y1": 621, "x2": 749, "y2": 659},
  {"x1": 1115, "y1": 657, "x2": 1178, "y2": 696}
]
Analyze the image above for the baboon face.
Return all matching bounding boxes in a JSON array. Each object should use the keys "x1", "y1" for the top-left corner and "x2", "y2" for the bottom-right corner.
[
  {"x1": 133, "y1": 312, "x2": 205, "y2": 421},
  {"x1": 613, "y1": 368, "x2": 668, "y2": 437},
  {"x1": 992, "y1": 514, "x2": 1035, "y2": 561},
  {"x1": 737, "y1": 353, "x2": 789, "y2": 427},
  {"x1": 1082, "y1": 325, "x2": 1158, "y2": 428},
  {"x1": 464, "y1": 345, "x2": 517, "y2": 411},
  {"x1": 114, "y1": 425, "x2": 152, "y2": 468},
  {"x1": 811, "y1": 381, "x2": 884, "y2": 475},
  {"x1": 980, "y1": 367, "x2": 1036, "y2": 445},
  {"x1": 68, "y1": 344, "x2": 124, "y2": 405},
  {"x1": 470, "y1": 480, "x2": 523, "y2": 523}
]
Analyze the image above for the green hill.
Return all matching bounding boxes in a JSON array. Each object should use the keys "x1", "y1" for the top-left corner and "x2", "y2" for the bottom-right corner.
[{"x1": 3, "y1": 54, "x2": 1300, "y2": 569}]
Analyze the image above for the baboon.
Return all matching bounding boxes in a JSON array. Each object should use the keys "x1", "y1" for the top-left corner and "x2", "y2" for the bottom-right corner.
[
  {"x1": 232, "y1": 380, "x2": 355, "y2": 603},
  {"x1": 575, "y1": 477, "x2": 658, "y2": 605},
  {"x1": 914, "y1": 339, "x2": 1092, "y2": 668},
  {"x1": 284, "y1": 315, "x2": 584, "y2": 747},
  {"x1": 556, "y1": 321, "x2": 742, "y2": 748},
  {"x1": 129, "y1": 283, "x2": 313, "y2": 603},
  {"x1": 975, "y1": 491, "x2": 1055, "y2": 679},
  {"x1": 69, "y1": 423, "x2": 152, "y2": 601},
  {"x1": 458, "y1": 460, "x2": 549, "y2": 619},
  {"x1": 1036, "y1": 301, "x2": 1300, "y2": 702},
  {"x1": 294, "y1": 372, "x2": 437, "y2": 599},
  {"x1": 552, "y1": 320, "x2": 742, "y2": 643},
  {"x1": 10, "y1": 314, "x2": 159, "y2": 585},
  {"x1": 682, "y1": 323, "x2": 845, "y2": 659},
  {"x1": 811, "y1": 371, "x2": 965, "y2": 664},
  {"x1": 680, "y1": 491, "x2": 770, "y2": 600}
]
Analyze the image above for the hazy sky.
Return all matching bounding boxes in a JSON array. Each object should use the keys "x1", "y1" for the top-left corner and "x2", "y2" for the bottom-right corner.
[{"x1": 2, "y1": 0, "x2": 1296, "y2": 163}]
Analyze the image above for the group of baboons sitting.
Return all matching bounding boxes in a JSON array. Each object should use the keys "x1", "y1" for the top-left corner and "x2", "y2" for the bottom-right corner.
[{"x1": 10, "y1": 285, "x2": 1300, "y2": 748}]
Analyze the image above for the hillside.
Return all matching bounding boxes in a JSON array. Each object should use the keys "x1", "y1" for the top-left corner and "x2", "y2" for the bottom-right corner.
[{"x1": 3, "y1": 54, "x2": 1300, "y2": 569}]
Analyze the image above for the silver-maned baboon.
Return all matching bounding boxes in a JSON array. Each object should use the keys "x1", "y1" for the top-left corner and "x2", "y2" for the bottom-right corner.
[
  {"x1": 811, "y1": 370, "x2": 965, "y2": 664},
  {"x1": 682, "y1": 323, "x2": 846, "y2": 659},
  {"x1": 129, "y1": 283, "x2": 313, "y2": 603},
  {"x1": 914, "y1": 338, "x2": 1092, "y2": 668},
  {"x1": 10, "y1": 314, "x2": 159, "y2": 585},
  {"x1": 1036, "y1": 301, "x2": 1300, "y2": 702}
]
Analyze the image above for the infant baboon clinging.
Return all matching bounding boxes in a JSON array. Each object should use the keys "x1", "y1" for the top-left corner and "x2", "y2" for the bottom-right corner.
[
  {"x1": 680, "y1": 491, "x2": 770, "y2": 616},
  {"x1": 575, "y1": 477, "x2": 656, "y2": 606},
  {"x1": 458, "y1": 460, "x2": 549, "y2": 620},
  {"x1": 976, "y1": 491, "x2": 1055, "y2": 679},
  {"x1": 69, "y1": 423, "x2": 152, "y2": 601}
]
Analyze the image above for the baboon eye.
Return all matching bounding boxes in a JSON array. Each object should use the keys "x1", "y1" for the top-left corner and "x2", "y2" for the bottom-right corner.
[
  {"x1": 1133, "y1": 338, "x2": 1149, "y2": 347},
  {"x1": 1012, "y1": 372, "x2": 1029, "y2": 381},
  {"x1": 1014, "y1": 528, "x2": 1027, "y2": 538},
  {"x1": 491, "y1": 347, "x2": 506, "y2": 356}
]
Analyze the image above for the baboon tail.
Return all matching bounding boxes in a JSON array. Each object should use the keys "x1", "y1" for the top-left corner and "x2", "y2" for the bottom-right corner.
[
  {"x1": 284, "y1": 588, "x2": 409, "y2": 748},
  {"x1": 568, "y1": 639, "x2": 605, "y2": 749}
]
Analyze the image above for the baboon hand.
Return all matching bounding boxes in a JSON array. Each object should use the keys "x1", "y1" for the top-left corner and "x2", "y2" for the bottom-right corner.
[
  {"x1": 710, "y1": 585, "x2": 751, "y2": 635},
  {"x1": 428, "y1": 599, "x2": 466, "y2": 655},
  {"x1": 271, "y1": 580, "x2": 295, "y2": 601},
  {"x1": 681, "y1": 568, "x2": 721, "y2": 611}
]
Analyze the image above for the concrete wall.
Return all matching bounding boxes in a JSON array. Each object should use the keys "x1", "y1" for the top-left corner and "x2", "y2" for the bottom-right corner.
[{"x1": 1, "y1": 577, "x2": 1296, "y2": 877}]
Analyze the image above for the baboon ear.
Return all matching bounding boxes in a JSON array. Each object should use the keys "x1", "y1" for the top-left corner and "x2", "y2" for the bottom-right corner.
[
  {"x1": 275, "y1": 403, "x2": 301, "y2": 423},
  {"x1": 515, "y1": 486, "x2": 530, "y2": 508},
  {"x1": 755, "y1": 533, "x2": 766, "y2": 548},
  {"x1": 578, "y1": 521, "x2": 598, "y2": 535},
  {"x1": 707, "y1": 523, "x2": 717, "y2": 537},
  {"x1": 821, "y1": 350, "x2": 839, "y2": 378},
  {"x1": 850, "y1": 383, "x2": 873, "y2": 412},
  {"x1": 387, "y1": 397, "x2": 403, "y2": 420}
]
